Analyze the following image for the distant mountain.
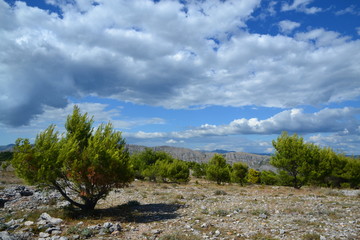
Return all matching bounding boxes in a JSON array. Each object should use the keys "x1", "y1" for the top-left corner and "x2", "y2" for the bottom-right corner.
[
  {"x1": 0, "y1": 144, "x2": 15, "y2": 152},
  {"x1": 200, "y1": 149, "x2": 236, "y2": 154},
  {"x1": 126, "y1": 145, "x2": 274, "y2": 171}
]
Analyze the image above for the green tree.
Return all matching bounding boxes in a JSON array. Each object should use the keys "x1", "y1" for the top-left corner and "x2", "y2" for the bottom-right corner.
[
  {"x1": 260, "y1": 170, "x2": 278, "y2": 185},
  {"x1": 230, "y1": 162, "x2": 248, "y2": 186},
  {"x1": 191, "y1": 162, "x2": 207, "y2": 178},
  {"x1": 270, "y1": 132, "x2": 309, "y2": 189},
  {"x1": 12, "y1": 106, "x2": 133, "y2": 210},
  {"x1": 342, "y1": 157, "x2": 360, "y2": 188},
  {"x1": 167, "y1": 159, "x2": 190, "y2": 183},
  {"x1": 247, "y1": 168, "x2": 261, "y2": 184},
  {"x1": 206, "y1": 154, "x2": 230, "y2": 184},
  {"x1": 130, "y1": 148, "x2": 173, "y2": 180}
]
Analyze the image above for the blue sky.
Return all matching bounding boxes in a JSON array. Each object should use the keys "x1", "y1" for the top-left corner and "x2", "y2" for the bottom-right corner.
[{"x1": 0, "y1": 0, "x2": 359, "y2": 154}]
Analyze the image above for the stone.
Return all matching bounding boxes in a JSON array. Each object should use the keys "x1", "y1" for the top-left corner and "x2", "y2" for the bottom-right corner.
[
  {"x1": 39, "y1": 232, "x2": 50, "y2": 238},
  {"x1": 102, "y1": 222, "x2": 113, "y2": 229},
  {"x1": 259, "y1": 213, "x2": 268, "y2": 219},
  {"x1": 20, "y1": 190, "x2": 33, "y2": 197},
  {"x1": 39, "y1": 213, "x2": 63, "y2": 225},
  {"x1": 214, "y1": 230, "x2": 221, "y2": 236},
  {"x1": 0, "y1": 231, "x2": 15, "y2": 240},
  {"x1": 201, "y1": 223, "x2": 208, "y2": 228},
  {"x1": 109, "y1": 223, "x2": 121, "y2": 233},
  {"x1": 151, "y1": 229, "x2": 161, "y2": 234},
  {"x1": 24, "y1": 221, "x2": 34, "y2": 226}
]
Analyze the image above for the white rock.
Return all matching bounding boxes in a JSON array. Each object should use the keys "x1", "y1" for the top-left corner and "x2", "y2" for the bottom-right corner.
[
  {"x1": 24, "y1": 221, "x2": 34, "y2": 226},
  {"x1": 39, "y1": 232, "x2": 50, "y2": 238},
  {"x1": 103, "y1": 222, "x2": 113, "y2": 229},
  {"x1": 39, "y1": 213, "x2": 63, "y2": 225}
]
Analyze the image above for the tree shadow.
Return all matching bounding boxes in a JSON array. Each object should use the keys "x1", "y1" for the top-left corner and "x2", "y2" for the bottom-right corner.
[{"x1": 64, "y1": 201, "x2": 185, "y2": 223}]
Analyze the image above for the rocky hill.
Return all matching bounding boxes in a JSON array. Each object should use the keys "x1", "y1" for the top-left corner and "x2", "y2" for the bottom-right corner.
[{"x1": 126, "y1": 145, "x2": 273, "y2": 171}]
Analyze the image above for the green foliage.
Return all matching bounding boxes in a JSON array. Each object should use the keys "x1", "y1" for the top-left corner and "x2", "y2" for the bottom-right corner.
[
  {"x1": 260, "y1": 170, "x2": 278, "y2": 185},
  {"x1": 271, "y1": 131, "x2": 360, "y2": 189},
  {"x1": 270, "y1": 132, "x2": 310, "y2": 189},
  {"x1": 342, "y1": 157, "x2": 360, "y2": 188},
  {"x1": 191, "y1": 162, "x2": 207, "y2": 178},
  {"x1": 206, "y1": 154, "x2": 230, "y2": 184},
  {"x1": 130, "y1": 149, "x2": 189, "y2": 183},
  {"x1": 0, "y1": 151, "x2": 13, "y2": 162},
  {"x1": 230, "y1": 162, "x2": 248, "y2": 185},
  {"x1": 247, "y1": 168, "x2": 261, "y2": 184},
  {"x1": 12, "y1": 106, "x2": 133, "y2": 210},
  {"x1": 0, "y1": 151, "x2": 13, "y2": 170},
  {"x1": 167, "y1": 159, "x2": 190, "y2": 183}
]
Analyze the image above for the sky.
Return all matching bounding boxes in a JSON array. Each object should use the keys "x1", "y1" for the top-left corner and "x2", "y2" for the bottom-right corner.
[{"x1": 0, "y1": 0, "x2": 360, "y2": 154}]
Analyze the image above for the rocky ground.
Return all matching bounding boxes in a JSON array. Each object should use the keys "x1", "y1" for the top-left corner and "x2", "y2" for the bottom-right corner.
[{"x1": 1, "y1": 173, "x2": 359, "y2": 240}]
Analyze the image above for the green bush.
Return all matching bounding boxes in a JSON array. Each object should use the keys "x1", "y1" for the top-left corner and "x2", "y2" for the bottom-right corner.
[
  {"x1": 230, "y1": 162, "x2": 248, "y2": 185},
  {"x1": 248, "y1": 168, "x2": 261, "y2": 184},
  {"x1": 12, "y1": 106, "x2": 133, "y2": 210},
  {"x1": 206, "y1": 154, "x2": 230, "y2": 184},
  {"x1": 260, "y1": 170, "x2": 278, "y2": 185}
]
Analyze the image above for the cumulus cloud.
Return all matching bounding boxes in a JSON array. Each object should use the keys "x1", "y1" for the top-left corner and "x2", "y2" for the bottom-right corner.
[
  {"x1": 126, "y1": 107, "x2": 360, "y2": 139},
  {"x1": 278, "y1": 20, "x2": 300, "y2": 34},
  {"x1": 0, "y1": 102, "x2": 166, "y2": 144},
  {"x1": 309, "y1": 133, "x2": 360, "y2": 155},
  {"x1": 1, "y1": 0, "x2": 360, "y2": 127},
  {"x1": 281, "y1": 0, "x2": 321, "y2": 14}
]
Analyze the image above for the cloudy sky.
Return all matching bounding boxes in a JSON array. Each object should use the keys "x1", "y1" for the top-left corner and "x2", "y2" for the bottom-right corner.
[{"x1": 1, "y1": 0, "x2": 359, "y2": 154}]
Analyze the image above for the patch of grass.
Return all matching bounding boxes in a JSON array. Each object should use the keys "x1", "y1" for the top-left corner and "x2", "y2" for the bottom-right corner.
[
  {"x1": 80, "y1": 228, "x2": 95, "y2": 238},
  {"x1": 214, "y1": 190, "x2": 227, "y2": 195},
  {"x1": 302, "y1": 233, "x2": 321, "y2": 240},
  {"x1": 212, "y1": 209, "x2": 229, "y2": 217},
  {"x1": 251, "y1": 232, "x2": 278, "y2": 240},
  {"x1": 251, "y1": 209, "x2": 269, "y2": 216},
  {"x1": 159, "y1": 232, "x2": 202, "y2": 240},
  {"x1": 283, "y1": 207, "x2": 304, "y2": 214},
  {"x1": 188, "y1": 193, "x2": 206, "y2": 200}
]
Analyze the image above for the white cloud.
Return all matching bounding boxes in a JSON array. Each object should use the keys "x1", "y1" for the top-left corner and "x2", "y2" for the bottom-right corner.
[
  {"x1": 278, "y1": 20, "x2": 300, "y2": 34},
  {"x1": 335, "y1": 5, "x2": 359, "y2": 16},
  {"x1": 1, "y1": 0, "x2": 359, "y2": 128},
  {"x1": 309, "y1": 133, "x2": 360, "y2": 155},
  {"x1": 127, "y1": 107, "x2": 360, "y2": 139},
  {"x1": 281, "y1": 0, "x2": 322, "y2": 14},
  {"x1": 166, "y1": 139, "x2": 184, "y2": 144},
  {"x1": 357, "y1": 27, "x2": 360, "y2": 35}
]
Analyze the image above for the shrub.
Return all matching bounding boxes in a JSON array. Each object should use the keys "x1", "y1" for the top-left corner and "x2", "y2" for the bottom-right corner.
[
  {"x1": 12, "y1": 106, "x2": 133, "y2": 210},
  {"x1": 248, "y1": 168, "x2": 261, "y2": 184},
  {"x1": 206, "y1": 154, "x2": 230, "y2": 184},
  {"x1": 260, "y1": 170, "x2": 278, "y2": 185},
  {"x1": 230, "y1": 162, "x2": 248, "y2": 185}
]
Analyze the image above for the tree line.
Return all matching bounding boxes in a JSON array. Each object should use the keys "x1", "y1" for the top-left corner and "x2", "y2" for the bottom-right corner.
[{"x1": 9, "y1": 107, "x2": 360, "y2": 211}]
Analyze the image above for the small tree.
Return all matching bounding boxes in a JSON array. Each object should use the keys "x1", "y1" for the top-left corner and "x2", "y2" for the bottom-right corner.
[
  {"x1": 167, "y1": 160, "x2": 190, "y2": 183},
  {"x1": 230, "y1": 162, "x2": 248, "y2": 186},
  {"x1": 191, "y1": 162, "x2": 207, "y2": 178},
  {"x1": 247, "y1": 168, "x2": 261, "y2": 184},
  {"x1": 12, "y1": 106, "x2": 133, "y2": 210},
  {"x1": 270, "y1": 132, "x2": 309, "y2": 189},
  {"x1": 260, "y1": 170, "x2": 278, "y2": 185},
  {"x1": 206, "y1": 154, "x2": 230, "y2": 184}
]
